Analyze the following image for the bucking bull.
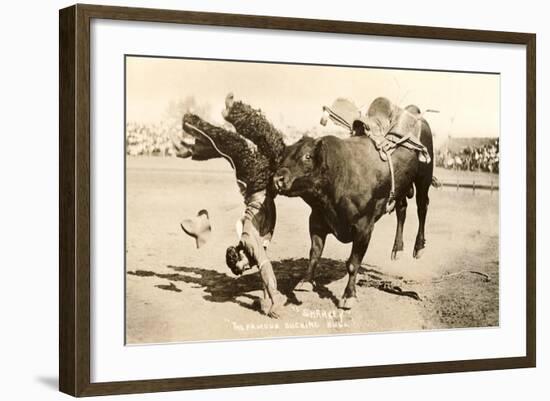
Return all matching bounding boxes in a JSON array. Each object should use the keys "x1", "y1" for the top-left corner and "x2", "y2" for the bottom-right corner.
[
  {"x1": 176, "y1": 94, "x2": 437, "y2": 312},
  {"x1": 273, "y1": 97, "x2": 437, "y2": 309}
]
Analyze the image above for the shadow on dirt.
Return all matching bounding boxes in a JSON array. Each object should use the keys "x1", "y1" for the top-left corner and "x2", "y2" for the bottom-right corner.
[
  {"x1": 154, "y1": 282, "x2": 181, "y2": 292},
  {"x1": 128, "y1": 258, "x2": 359, "y2": 311},
  {"x1": 126, "y1": 258, "x2": 411, "y2": 314}
]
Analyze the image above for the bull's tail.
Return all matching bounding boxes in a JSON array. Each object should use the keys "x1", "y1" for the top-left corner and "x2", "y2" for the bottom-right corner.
[{"x1": 406, "y1": 176, "x2": 440, "y2": 199}]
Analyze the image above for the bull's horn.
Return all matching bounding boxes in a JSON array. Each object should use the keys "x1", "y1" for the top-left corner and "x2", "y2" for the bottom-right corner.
[
  {"x1": 225, "y1": 92, "x2": 234, "y2": 109},
  {"x1": 222, "y1": 93, "x2": 235, "y2": 119},
  {"x1": 320, "y1": 109, "x2": 330, "y2": 126}
]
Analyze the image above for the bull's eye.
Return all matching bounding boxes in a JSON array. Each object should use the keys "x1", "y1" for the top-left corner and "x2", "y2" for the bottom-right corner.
[{"x1": 303, "y1": 153, "x2": 312, "y2": 161}]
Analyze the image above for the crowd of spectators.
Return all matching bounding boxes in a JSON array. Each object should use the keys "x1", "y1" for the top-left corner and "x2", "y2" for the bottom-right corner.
[
  {"x1": 436, "y1": 139, "x2": 499, "y2": 173},
  {"x1": 127, "y1": 121, "x2": 500, "y2": 174},
  {"x1": 126, "y1": 121, "x2": 178, "y2": 156},
  {"x1": 125, "y1": 120, "x2": 320, "y2": 156}
]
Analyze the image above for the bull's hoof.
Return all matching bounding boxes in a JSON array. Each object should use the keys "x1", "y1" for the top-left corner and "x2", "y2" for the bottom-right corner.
[
  {"x1": 413, "y1": 238, "x2": 427, "y2": 259},
  {"x1": 295, "y1": 280, "x2": 314, "y2": 292},
  {"x1": 413, "y1": 247, "x2": 425, "y2": 259},
  {"x1": 391, "y1": 249, "x2": 404, "y2": 261},
  {"x1": 337, "y1": 297, "x2": 356, "y2": 310}
]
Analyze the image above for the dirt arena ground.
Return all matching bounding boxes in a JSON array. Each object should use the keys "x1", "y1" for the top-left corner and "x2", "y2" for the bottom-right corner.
[{"x1": 125, "y1": 157, "x2": 499, "y2": 344}]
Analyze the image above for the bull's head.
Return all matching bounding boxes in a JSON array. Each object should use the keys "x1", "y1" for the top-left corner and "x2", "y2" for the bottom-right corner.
[{"x1": 273, "y1": 136, "x2": 323, "y2": 196}]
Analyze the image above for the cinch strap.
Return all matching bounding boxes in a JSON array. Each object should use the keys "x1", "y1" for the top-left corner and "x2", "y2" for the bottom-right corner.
[{"x1": 384, "y1": 149, "x2": 396, "y2": 214}]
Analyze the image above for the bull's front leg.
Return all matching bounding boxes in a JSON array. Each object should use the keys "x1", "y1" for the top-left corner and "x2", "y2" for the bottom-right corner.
[
  {"x1": 338, "y1": 223, "x2": 373, "y2": 310},
  {"x1": 295, "y1": 212, "x2": 328, "y2": 292}
]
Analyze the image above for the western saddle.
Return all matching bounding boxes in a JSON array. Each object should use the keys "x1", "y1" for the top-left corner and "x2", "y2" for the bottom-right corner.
[{"x1": 321, "y1": 97, "x2": 431, "y2": 213}]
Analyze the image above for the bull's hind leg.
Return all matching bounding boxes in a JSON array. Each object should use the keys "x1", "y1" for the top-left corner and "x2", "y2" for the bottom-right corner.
[
  {"x1": 413, "y1": 175, "x2": 431, "y2": 259},
  {"x1": 338, "y1": 223, "x2": 373, "y2": 310},
  {"x1": 391, "y1": 197, "x2": 407, "y2": 260},
  {"x1": 295, "y1": 212, "x2": 328, "y2": 292}
]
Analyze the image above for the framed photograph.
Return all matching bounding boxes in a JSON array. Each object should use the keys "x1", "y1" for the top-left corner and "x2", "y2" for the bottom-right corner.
[{"x1": 59, "y1": 4, "x2": 536, "y2": 397}]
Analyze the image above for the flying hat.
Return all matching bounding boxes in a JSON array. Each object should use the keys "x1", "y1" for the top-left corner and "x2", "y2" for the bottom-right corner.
[{"x1": 180, "y1": 209, "x2": 211, "y2": 249}]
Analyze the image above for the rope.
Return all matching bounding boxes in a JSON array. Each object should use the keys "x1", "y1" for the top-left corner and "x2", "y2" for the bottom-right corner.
[
  {"x1": 429, "y1": 270, "x2": 491, "y2": 283},
  {"x1": 384, "y1": 149, "x2": 396, "y2": 214},
  {"x1": 358, "y1": 268, "x2": 491, "y2": 301},
  {"x1": 184, "y1": 122, "x2": 248, "y2": 192},
  {"x1": 357, "y1": 277, "x2": 421, "y2": 301},
  {"x1": 400, "y1": 270, "x2": 491, "y2": 285}
]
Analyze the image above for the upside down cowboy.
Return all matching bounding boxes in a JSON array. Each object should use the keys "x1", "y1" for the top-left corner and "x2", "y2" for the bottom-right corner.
[{"x1": 174, "y1": 94, "x2": 287, "y2": 318}]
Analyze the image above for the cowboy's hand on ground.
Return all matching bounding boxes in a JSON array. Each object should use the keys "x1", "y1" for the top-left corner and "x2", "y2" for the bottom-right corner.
[{"x1": 267, "y1": 293, "x2": 286, "y2": 319}]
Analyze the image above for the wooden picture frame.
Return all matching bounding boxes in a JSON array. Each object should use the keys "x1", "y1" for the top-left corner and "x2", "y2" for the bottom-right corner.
[{"x1": 59, "y1": 3, "x2": 536, "y2": 397}]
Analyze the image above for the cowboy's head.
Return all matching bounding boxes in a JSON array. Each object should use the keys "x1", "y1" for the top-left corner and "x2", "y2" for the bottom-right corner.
[{"x1": 225, "y1": 244, "x2": 251, "y2": 276}]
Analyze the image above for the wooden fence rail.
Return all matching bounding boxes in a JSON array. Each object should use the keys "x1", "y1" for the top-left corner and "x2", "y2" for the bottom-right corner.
[{"x1": 438, "y1": 180, "x2": 498, "y2": 193}]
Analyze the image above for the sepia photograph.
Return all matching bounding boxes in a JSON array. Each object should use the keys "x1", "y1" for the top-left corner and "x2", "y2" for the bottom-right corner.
[{"x1": 124, "y1": 55, "x2": 500, "y2": 345}]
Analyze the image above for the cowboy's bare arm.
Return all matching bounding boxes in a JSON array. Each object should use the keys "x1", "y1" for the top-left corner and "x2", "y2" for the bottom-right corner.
[{"x1": 240, "y1": 220, "x2": 284, "y2": 318}]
